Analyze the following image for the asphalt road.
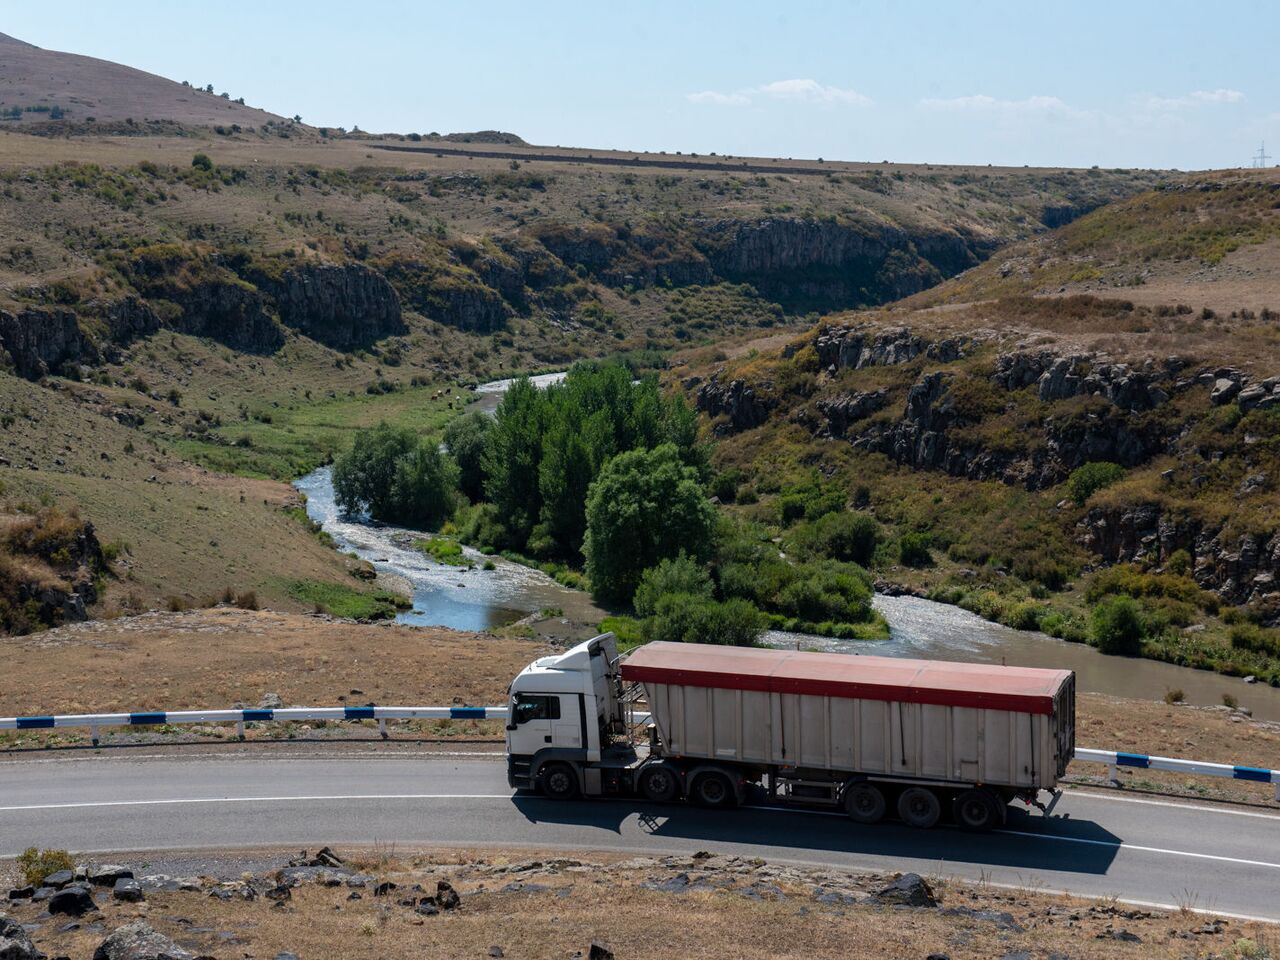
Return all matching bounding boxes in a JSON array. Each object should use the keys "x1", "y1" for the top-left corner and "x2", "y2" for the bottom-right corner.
[{"x1": 2, "y1": 752, "x2": 1278, "y2": 920}]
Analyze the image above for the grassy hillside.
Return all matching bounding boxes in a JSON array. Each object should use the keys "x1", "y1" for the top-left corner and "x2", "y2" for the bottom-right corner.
[
  {"x1": 680, "y1": 169, "x2": 1280, "y2": 683},
  {"x1": 0, "y1": 116, "x2": 1168, "y2": 632}
]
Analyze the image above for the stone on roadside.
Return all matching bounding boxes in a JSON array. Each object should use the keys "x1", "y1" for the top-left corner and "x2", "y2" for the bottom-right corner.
[
  {"x1": 88, "y1": 866, "x2": 134, "y2": 888},
  {"x1": 436, "y1": 880, "x2": 460, "y2": 910},
  {"x1": 48, "y1": 884, "x2": 98, "y2": 917},
  {"x1": 112, "y1": 878, "x2": 145, "y2": 903},
  {"x1": 92, "y1": 920, "x2": 196, "y2": 960},
  {"x1": 0, "y1": 916, "x2": 44, "y2": 960},
  {"x1": 873, "y1": 873, "x2": 938, "y2": 908},
  {"x1": 41, "y1": 870, "x2": 75, "y2": 890}
]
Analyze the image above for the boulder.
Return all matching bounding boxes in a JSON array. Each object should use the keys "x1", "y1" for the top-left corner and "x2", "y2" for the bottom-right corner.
[
  {"x1": 0, "y1": 916, "x2": 45, "y2": 960},
  {"x1": 41, "y1": 871, "x2": 75, "y2": 890},
  {"x1": 6, "y1": 887, "x2": 34, "y2": 901},
  {"x1": 88, "y1": 866, "x2": 133, "y2": 888},
  {"x1": 48, "y1": 885, "x2": 97, "y2": 917},
  {"x1": 92, "y1": 921, "x2": 196, "y2": 960},
  {"x1": 873, "y1": 873, "x2": 938, "y2": 907},
  {"x1": 588, "y1": 944, "x2": 615, "y2": 960},
  {"x1": 1237, "y1": 383, "x2": 1268, "y2": 410},
  {"x1": 1210, "y1": 377, "x2": 1241, "y2": 405},
  {"x1": 111, "y1": 879, "x2": 144, "y2": 903}
]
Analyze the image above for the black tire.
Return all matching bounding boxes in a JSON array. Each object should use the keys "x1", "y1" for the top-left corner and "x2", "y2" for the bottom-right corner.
[
  {"x1": 639, "y1": 764, "x2": 680, "y2": 803},
  {"x1": 843, "y1": 782, "x2": 887, "y2": 824},
  {"x1": 690, "y1": 770, "x2": 736, "y2": 809},
  {"x1": 896, "y1": 786, "x2": 941, "y2": 829},
  {"x1": 539, "y1": 761, "x2": 579, "y2": 800},
  {"x1": 953, "y1": 789, "x2": 1004, "y2": 832}
]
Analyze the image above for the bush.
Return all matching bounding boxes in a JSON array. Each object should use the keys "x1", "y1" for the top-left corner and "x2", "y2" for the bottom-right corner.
[
  {"x1": 641, "y1": 593, "x2": 765, "y2": 647},
  {"x1": 1164, "y1": 688, "x2": 1185, "y2": 704},
  {"x1": 1000, "y1": 600, "x2": 1046, "y2": 631},
  {"x1": 1230, "y1": 623, "x2": 1280, "y2": 657},
  {"x1": 1040, "y1": 609, "x2": 1088, "y2": 643},
  {"x1": 791, "y1": 511, "x2": 879, "y2": 565},
  {"x1": 234, "y1": 590, "x2": 259, "y2": 610},
  {"x1": 1222, "y1": 693, "x2": 1239, "y2": 710},
  {"x1": 1090, "y1": 595, "x2": 1146, "y2": 655},
  {"x1": 633, "y1": 554, "x2": 713, "y2": 617},
  {"x1": 17, "y1": 847, "x2": 74, "y2": 887},
  {"x1": 191, "y1": 152, "x2": 213, "y2": 171},
  {"x1": 709, "y1": 469, "x2": 741, "y2": 503},
  {"x1": 1067, "y1": 461, "x2": 1126, "y2": 505},
  {"x1": 897, "y1": 531, "x2": 933, "y2": 568},
  {"x1": 1165, "y1": 548, "x2": 1193, "y2": 576}
]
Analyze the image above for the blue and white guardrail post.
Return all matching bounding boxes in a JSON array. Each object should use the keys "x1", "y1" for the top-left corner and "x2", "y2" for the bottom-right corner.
[{"x1": 1073, "y1": 747, "x2": 1280, "y2": 801}]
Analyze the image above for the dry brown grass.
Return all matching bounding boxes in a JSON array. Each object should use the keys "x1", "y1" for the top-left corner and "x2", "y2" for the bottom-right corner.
[
  {"x1": 0, "y1": 607, "x2": 549, "y2": 716},
  {"x1": 6, "y1": 848, "x2": 1272, "y2": 960}
]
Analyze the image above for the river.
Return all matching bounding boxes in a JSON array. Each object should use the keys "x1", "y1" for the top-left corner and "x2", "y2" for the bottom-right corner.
[{"x1": 295, "y1": 372, "x2": 1280, "y2": 721}]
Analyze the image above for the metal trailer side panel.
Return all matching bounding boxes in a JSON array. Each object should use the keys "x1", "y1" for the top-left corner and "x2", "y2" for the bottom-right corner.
[{"x1": 643, "y1": 680, "x2": 1063, "y2": 790}]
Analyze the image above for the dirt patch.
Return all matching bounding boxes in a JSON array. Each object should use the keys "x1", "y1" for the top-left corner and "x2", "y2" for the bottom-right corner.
[
  {"x1": 0, "y1": 607, "x2": 549, "y2": 716},
  {"x1": 1, "y1": 847, "x2": 1269, "y2": 960}
]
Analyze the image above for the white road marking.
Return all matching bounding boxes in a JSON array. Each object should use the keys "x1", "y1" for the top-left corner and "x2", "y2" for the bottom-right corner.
[
  {"x1": 1063, "y1": 790, "x2": 1280, "y2": 821},
  {"x1": 0, "y1": 794, "x2": 512, "y2": 812},
  {"x1": 997, "y1": 829, "x2": 1280, "y2": 871}
]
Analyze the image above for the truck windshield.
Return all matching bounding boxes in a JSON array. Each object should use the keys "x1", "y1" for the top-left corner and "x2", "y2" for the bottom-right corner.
[{"x1": 512, "y1": 694, "x2": 561, "y2": 724}]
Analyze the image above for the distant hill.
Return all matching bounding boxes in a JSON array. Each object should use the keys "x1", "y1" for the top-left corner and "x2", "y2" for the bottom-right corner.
[
  {"x1": 0, "y1": 32, "x2": 288, "y2": 128},
  {"x1": 440, "y1": 130, "x2": 526, "y2": 145}
]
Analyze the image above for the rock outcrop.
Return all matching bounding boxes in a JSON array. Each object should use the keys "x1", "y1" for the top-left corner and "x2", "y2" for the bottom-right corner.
[
  {"x1": 810, "y1": 324, "x2": 976, "y2": 372},
  {"x1": 0, "y1": 306, "x2": 93, "y2": 378},
  {"x1": 695, "y1": 377, "x2": 773, "y2": 435},
  {"x1": 266, "y1": 263, "x2": 404, "y2": 349}
]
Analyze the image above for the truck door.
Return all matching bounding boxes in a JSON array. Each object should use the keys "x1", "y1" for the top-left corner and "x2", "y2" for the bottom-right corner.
[{"x1": 508, "y1": 693, "x2": 561, "y2": 755}]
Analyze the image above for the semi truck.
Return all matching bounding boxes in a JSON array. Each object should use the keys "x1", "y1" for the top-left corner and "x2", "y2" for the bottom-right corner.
[{"x1": 505, "y1": 634, "x2": 1075, "y2": 831}]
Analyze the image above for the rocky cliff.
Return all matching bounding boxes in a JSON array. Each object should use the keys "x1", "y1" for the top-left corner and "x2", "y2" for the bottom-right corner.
[
  {"x1": 0, "y1": 509, "x2": 108, "y2": 633},
  {"x1": 264, "y1": 263, "x2": 404, "y2": 349},
  {"x1": 0, "y1": 306, "x2": 94, "y2": 378}
]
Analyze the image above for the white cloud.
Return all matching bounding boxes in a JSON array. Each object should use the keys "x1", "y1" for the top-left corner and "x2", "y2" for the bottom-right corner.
[
  {"x1": 1139, "y1": 88, "x2": 1245, "y2": 110},
  {"x1": 686, "y1": 90, "x2": 751, "y2": 106},
  {"x1": 756, "y1": 78, "x2": 871, "y2": 105},
  {"x1": 686, "y1": 79, "x2": 871, "y2": 107}
]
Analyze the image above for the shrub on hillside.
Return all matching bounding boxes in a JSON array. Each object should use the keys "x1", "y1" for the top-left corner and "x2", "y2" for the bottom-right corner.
[
  {"x1": 790, "y1": 511, "x2": 879, "y2": 565},
  {"x1": 1066, "y1": 461, "x2": 1126, "y2": 505},
  {"x1": 1090, "y1": 595, "x2": 1146, "y2": 655},
  {"x1": 17, "y1": 847, "x2": 74, "y2": 888},
  {"x1": 191, "y1": 152, "x2": 213, "y2": 171},
  {"x1": 897, "y1": 531, "x2": 933, "y2": 568}
]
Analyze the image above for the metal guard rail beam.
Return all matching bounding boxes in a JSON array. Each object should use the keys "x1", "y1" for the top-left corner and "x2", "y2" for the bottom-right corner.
[{"x1": 2, "y1": 707, "x2": 1275, "y2": 799}]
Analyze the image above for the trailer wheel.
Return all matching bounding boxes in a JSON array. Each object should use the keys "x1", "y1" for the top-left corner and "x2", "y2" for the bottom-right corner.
[
  {"x1": 639, "y1": 765, "x2": 680, "y2": 803},
  {"x1": 953, "y1": 789, "x2": 1004, "y2": 832},
  {"x1": 843, "y1": 782, "x2": 887, "y2": 824},
  {"x1": 690, "y1": 770, "x2": 736, "y2": 809},
  {"x1": 539, "y1": 761, "x2": 579, "y2": 800},
  {"x1": 896, "y1": 786, "x2": 941, "y2": 829}
]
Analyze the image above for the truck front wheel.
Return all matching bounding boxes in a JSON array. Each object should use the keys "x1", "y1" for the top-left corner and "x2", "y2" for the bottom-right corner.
[
  {"x1": 897, "y1": 786, "x2": 941, "y2": 828},
  {"x1": 539, "y1": 762, "x2": 580, "y2": 800},
  {"x1": 953, "y1": 789, "x2": 1004, "y2": 832},
  {"x1": 843, "y1": 782, "x2": 886, "y2": 824},
  {"x1": 639, "y1": 765, "x2": 680, "y2": 803},
  {"x1": 690, "y1": 770, "x2": 737, "y2": 809}
]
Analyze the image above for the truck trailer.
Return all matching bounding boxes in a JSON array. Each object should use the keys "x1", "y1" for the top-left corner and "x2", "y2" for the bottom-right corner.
[{"x1": 505, "y1": 634, "x2": 1075, "y2": 831}]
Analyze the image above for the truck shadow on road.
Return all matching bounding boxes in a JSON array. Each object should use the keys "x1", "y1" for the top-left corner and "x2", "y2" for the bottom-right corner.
[{"x1": 510, "y1": 795, "x2": 1121, "y2": 875}]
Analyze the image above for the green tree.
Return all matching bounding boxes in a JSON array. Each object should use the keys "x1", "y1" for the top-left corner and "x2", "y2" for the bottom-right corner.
[
  {"x1": 443, "y1": 411, "x2": 492, "y2": 503},
  {"x1": 633, "y1": 554, "x2": 713, "y2": 617},
  {"x1": 482, "y1": 377, "x2": 545, "y2": 547},
  {"x1": 898, "y1": 531, "x2": 933, "y2": 567},
  {"x1": 584, "y1": 444, "x2": 716, "y2": 605},
  {"x1": 333, "y1": 423, "x2": 417, "y2": 520},
  {"x1": 389, "y1": 442, "x2": 458, "y2": 530},
  {"x1": 1090, "y1": 594, "x2": 1146, "y2": 655}
]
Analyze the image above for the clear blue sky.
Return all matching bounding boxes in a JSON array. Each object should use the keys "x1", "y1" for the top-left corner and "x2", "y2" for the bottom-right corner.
[{"x1": 6, "y1": 0, "x2": 1276, "y2": 169}]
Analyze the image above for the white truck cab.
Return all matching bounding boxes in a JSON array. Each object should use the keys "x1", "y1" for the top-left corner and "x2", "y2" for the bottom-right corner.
[{"x1": 505, "y1": 633, "x2": 630, "y2": 796}]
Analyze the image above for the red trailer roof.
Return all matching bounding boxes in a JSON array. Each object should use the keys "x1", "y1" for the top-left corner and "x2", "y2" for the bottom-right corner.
[{"x1": 621, "y1": 642, "x2": 1073, "y2": 715}]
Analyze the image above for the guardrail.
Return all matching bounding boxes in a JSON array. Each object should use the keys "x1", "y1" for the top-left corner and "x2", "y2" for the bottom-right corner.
[
  {"x1": 3, "y1": 706, "x2": 1276, "y2": 800},
  {"x1": 1073, "y1": 747, "x2": 1280, "y2": 801},
  {"x1": 0, "y1": 706, "x2": 510, "y2": 746}
]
